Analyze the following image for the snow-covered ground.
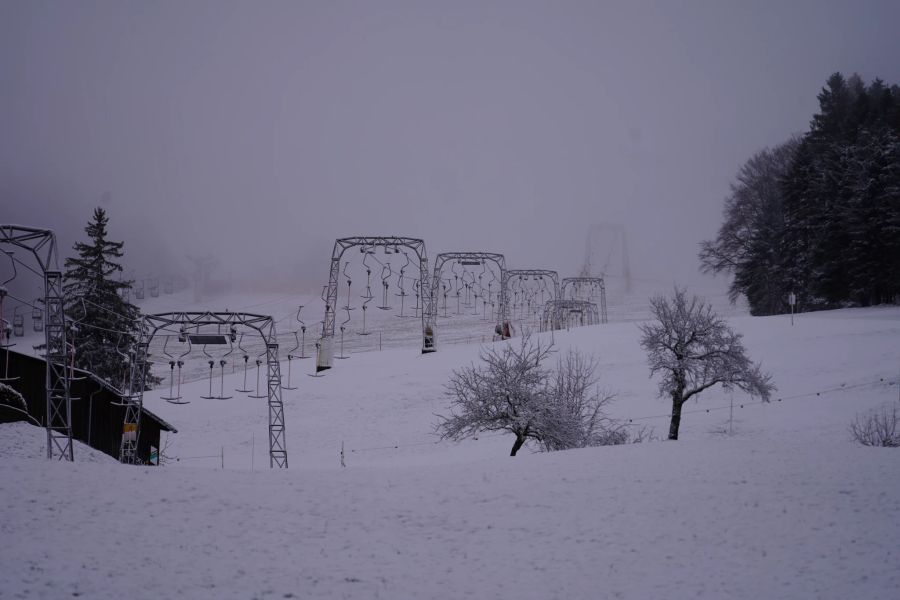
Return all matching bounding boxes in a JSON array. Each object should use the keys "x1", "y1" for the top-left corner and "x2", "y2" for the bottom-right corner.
[{"x1": 2, "y1": 298, "x2": 899, "y2": 599}]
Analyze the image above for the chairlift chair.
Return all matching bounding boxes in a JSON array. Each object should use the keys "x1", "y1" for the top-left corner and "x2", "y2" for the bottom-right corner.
[
  {"x1": 12, "y1": 307, "x2": 24, "y2": 337},
  {"x1": 32, "y1": 301, "x2": 43, "y2": 332}
]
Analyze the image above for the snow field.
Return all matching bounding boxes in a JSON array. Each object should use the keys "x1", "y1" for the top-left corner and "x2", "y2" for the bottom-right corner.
[{"x1": 2, "y1": 304, "x2": 899, "y2": 599}]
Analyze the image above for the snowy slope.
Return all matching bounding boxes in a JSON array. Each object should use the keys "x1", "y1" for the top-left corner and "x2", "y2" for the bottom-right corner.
[
  {"x1": 2, "y1": 305, "x2": 899, "y2": 599},
  {"x1": 0, "y1": 421, "x2": 115, "y2": 463}
]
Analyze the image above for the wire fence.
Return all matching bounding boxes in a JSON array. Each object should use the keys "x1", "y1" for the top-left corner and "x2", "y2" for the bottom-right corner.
[{"x1": 160, "y1": 373, "x2": 899, "y2": 468}]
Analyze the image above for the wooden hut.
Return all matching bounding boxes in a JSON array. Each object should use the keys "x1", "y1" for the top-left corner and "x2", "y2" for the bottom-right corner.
[{"x1": 0, "y1": 349, "x2": 177, "y2": 464}]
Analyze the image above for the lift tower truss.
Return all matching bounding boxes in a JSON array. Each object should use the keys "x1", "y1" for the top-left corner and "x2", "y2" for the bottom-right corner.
[
  {"x1": 133, "y1": 312, "x2": 288, "y2": 468},
  {"x1": 542, "y1": 299, "x2": 602, "y2": 330},
  {"x1": 506, "y1": 270, "x2": 560, "y2": 331},
  {"x1": 322, "y1": 237, "x2": 433, "y2": 353},
  {"x1": 0, "y1": 225, "x2": 73, "y2": 461},
  {"x1": 582, "y1": 223, "x2": 631, "y2": 292},
  {"x1": 430, "y1": 252, "x2": 509, "y2": 345},
  {"x1": 561, "y1": 276, "x2": 608, "y2": 324}
]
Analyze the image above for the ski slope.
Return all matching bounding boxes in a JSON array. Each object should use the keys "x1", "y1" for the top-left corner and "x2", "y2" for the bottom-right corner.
[{"x1": 2, "y1": 300, "x2": 899, "y2": 599}]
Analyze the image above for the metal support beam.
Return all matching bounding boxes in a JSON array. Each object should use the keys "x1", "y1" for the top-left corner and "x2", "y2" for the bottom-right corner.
[
  {"x1": 119, "y1": 340, "x2": 147, "y2": 464},
  {"x1": 0, "y1": 225, "x2": 73, "y2": 461},
  {"x1": 45, "y1": 271, "x2": 73, "y2": 460},
  {"x1": 266, "y1": 342, "x2": 287, "y2": 468}
]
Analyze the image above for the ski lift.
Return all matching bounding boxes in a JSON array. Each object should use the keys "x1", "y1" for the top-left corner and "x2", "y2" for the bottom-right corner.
[
  {"x1": 441, "y1": 278, "x2": 451, "y2": 318},
  {"x1": 462, "y1": 270, "x2": 475, "y2": 307},
  {"x1": 0, "y1": 318, "x2": 16, "y2": 382},
  {"x1": 32, "y1": 299, "x2": 43, "y2": 332},
  {"x1": 295, "y1": 306, "x2": 309, "y2": 359},
  {"x1": 359, "y1": 255, "x2": 374, "y2": 335},
  {"x1": 134, "y1": 280, "x2": 145, "y2": 300},
  {"x1": 282, "y1": 331, "x2": 300, "y2": 390},
  {"x1": 413, "y1": 279, "x2": 422, "y2": 318},
  {"x1": 0, "y1": 251, "x2": 16, "y2": 346},
  {"x1": 337, "y1": 298, "x2": 351, "y2": 359},
  {"x1": 395, "y1": 252, "x2": 411, "y2": 318},
  {"x1": 199, "y1": 329, "x2": 233, "y2": 400},
  {"x1": 450, "y1": 263, "x2": 462, "y2": 315},
  {"x1": 247, "y1": 350, "x2": 268, "y2": 399},
  {"x1": 341, "y1": 261, "x2": 355, "y2": 313},
  {"x1": 161, "y1": 335, "x2": 192, "y2": 404},
  {"x1": 377, "y1": 258, "x2": 393, "y2": 310},
  {"x1": 148, "y1": 278, "x2": 159, "y2": 298},
  {"x1": 163, "y1": 278, "x2": 173, "y2": 295},
  {"x1": 235, "y1": 333, "x2": 254, "y2": 393},
  {"x1": 109, "y1": 335, "x2": 135, "y2": 403},
  {"x1": 10, "y1": 306, "x2": 23, "y2": 337}
]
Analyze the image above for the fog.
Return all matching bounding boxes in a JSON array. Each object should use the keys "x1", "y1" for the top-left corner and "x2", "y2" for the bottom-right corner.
[{"x1": 3, "y1": 1, "x2": 899, "y2": 293}]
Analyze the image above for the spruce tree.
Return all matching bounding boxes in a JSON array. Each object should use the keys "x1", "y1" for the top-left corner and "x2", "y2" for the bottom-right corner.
[
  {"x1": 711, "y1": 72, "x2": 899, "y2": 312},
  {"x1": 64, "y1": 207, "x2": 143, "y2": 388}
]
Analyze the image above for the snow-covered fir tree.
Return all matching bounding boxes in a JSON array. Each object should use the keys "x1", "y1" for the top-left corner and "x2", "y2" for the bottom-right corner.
[
  {"x1": 702, "y1": 72, "x2": 900, "y2": 313},
  {"x1": 64, "y1": 207, "x2": 145, "y2": 389}
]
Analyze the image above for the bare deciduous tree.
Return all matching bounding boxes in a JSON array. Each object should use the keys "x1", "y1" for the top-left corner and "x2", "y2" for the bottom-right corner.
[
  {"x1": 437, "y1": 335, "x2": 553, "y2": 456},
  {"x1": 436, "y1": 336, "x2": 625, "y2": 456},
  {"x1": 639, "y1": 288, "x2": 775, "y2": 440}
]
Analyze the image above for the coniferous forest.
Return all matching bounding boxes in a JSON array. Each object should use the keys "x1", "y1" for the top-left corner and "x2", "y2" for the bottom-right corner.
[{"x1": 701, "y1": 73, "x2": 900, "y2": 315}]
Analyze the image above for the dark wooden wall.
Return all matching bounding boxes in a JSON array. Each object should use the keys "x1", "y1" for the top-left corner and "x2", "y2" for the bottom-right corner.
[{"x1": 0, "y1": 349, "x2": 173, "y2": 464}]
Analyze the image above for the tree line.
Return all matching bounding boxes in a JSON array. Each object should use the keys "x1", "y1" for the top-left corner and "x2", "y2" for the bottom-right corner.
[{"x1": 701, "y1": 72, "x2": 900, "y2": 315}]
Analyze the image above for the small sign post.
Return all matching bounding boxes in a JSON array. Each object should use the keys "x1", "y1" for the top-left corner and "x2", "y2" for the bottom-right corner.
[{"x1": 788, "y1": 292, "x2": 796, "y2": 326}]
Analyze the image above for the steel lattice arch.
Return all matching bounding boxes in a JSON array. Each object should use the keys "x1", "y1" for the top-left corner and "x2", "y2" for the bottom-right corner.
[
  {"x1": 429, "y1": 252, "x2": 511, "y2": 342},
  {"x1": 561, "y1": 276, "x2": 608, "y2": 324},
  {"x1": 320, "y1": 237, "x2": 434, "y2": 360},
  {"x1": 132, "y1": 311, "x2": 288, "y2": 468}
]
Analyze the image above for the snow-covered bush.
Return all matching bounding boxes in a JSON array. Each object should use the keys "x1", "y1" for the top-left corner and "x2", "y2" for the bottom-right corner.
[
  {"x1": 849, "y1": 404, "x2": 899, "y2": 447},
  {"x1": 0, "y1": 382, "x2": 28, "y2": 421},
  {"x1": 436, "y1": 335, "x2": 628, "y2": 456},
  {"x1": 538, "y1": 349, "x2": 620, "y2": 452}
]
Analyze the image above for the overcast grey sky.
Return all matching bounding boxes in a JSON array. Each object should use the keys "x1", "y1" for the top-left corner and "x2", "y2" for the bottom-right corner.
[{"x1": 2, "y1": 0, "x2": 899, "y2": 291}]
